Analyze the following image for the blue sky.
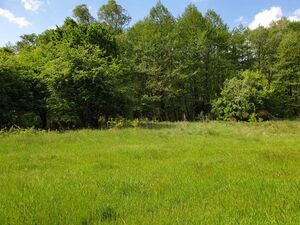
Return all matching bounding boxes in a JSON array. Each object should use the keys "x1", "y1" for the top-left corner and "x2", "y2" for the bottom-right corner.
[{"x1": 0, "y1": 0, "x2": 300, "y2": 46}]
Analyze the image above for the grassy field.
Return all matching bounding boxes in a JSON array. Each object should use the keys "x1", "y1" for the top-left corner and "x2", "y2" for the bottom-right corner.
[{"x1": 0, "y1": 121, "x2": 300, "y2": 225}]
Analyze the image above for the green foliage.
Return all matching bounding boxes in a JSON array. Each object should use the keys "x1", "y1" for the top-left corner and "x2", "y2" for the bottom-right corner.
[
  {"x1": 0, "y1": 49, "x2": 43, "y2": 128},
  {"x1": 123, "y1": 2, "x2": 178, "y2": 120},
  {"x1": 1, "y1": 2, "x2": 300, "y2": 129},
  {"x1": 72, "y1": 4, "x2": 94, "y2": 25},
  {"x1": 212, "y1": 71, "x2": 269, "y2": 121},
  {"x1": 16, "y1": 33, "x2": 38, "y2": 51},
  {"x1": 274, "y1": 30, "x2": 300, "y2": 116},
  {"x1": 98, "y1": 0, "x2": 131, "y2": 32},
  {"x1": 230, "y1": 26, "x2": 254, "y2": 70},
  {"x1": 42, "y1": 35, "x2": 129, "y2": 128}
]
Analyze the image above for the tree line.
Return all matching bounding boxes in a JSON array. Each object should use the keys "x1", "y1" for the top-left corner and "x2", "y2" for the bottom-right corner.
[{"x1": 0, "y1": 0, "x2": 299, "y2": 129}]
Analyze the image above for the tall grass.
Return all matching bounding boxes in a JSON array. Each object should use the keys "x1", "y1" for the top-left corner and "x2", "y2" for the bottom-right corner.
[{"x1": 0, "y1": 121, "x2": 300, "y2": 225}]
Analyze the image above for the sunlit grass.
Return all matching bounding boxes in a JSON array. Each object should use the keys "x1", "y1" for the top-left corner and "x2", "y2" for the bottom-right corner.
[{"x1": 0, "y1": 121, "x2": 300, "y2": 225}]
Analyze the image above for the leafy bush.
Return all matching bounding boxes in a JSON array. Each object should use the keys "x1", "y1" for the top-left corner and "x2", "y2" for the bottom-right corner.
[{"x1": 212, "y1": 71, "x2": 269, "y2": 121}]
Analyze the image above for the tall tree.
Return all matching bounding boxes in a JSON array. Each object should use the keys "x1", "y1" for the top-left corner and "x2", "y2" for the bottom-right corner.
[
  {"x1": 124, "y1": 1, "x2": 178, "y2": 120},
  {"x1": 202, "y1": 10, "x2": 233, "y2": 110},
  {"x1": 37, "y1": 18, "x2": 128, "y2": 128},
  {"x1": 229, "y1": 26, "x2": 254, "y2": 71},
  {"x1": 175, "y1": 4, "x2": 206, "y2": 119},
  {"x1": 72, "y1": 4, "x2": 94, "y2": 25},
  {"x1": 275, "y1": 30, "x2": 300, "y2": 116},
  {"x1": 16, "y1": 34, "x2": 38, "y2": 51},
  {"x1": 98, "y1": 0, "x2": 131, "y2": 32},
  {"x1": 0, "y1": 48, "x2": 43, "y2": 128}
]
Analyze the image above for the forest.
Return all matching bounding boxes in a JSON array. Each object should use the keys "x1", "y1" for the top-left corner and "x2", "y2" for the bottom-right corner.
[{"x1": 1, "y1": 0, "x2": 299, "y2": 129}]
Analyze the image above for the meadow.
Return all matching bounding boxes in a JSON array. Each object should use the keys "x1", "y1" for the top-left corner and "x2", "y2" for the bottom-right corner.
[{"x1": 0, "y1": 121, "x2": 300, "y2": 225}]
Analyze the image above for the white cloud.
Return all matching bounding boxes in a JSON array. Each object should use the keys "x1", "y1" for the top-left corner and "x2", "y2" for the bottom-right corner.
[
  {"x1": 235, "y1": 16, "x2": 245, "y2": 24},
  {"x1": 288, "y1": 8, "x2": 300, "y2": 22},
  {"x1": 249, "y1": 7, "x2": 283, "y2": 29},
  {"x1": 0, "y1": 8, "x2": 31, "y2": 27},
  {"x1": 294, "y1": 8, "x2": 300, "y2": 16},
  {"x1": 21, "y1": 0, "x2": 42, "y2": 12},
  {"x1": 249, "y1": 7, "x2": 300, "y2": 30}
]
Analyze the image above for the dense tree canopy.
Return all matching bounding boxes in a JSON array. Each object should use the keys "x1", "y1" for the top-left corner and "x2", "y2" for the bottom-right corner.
[{"x1": 0, "y1": 0, "x2": 299, "y2": 129}]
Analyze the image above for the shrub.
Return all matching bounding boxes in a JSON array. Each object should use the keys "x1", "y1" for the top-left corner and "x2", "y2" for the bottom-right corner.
[{"x1": 212, "y1": 70, "x2": 269, "y2": 121}]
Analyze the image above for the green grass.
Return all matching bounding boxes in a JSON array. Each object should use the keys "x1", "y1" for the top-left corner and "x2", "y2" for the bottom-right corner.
[{"x1": 0, "y1": 121, "x2": 300, "y2": 225}]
